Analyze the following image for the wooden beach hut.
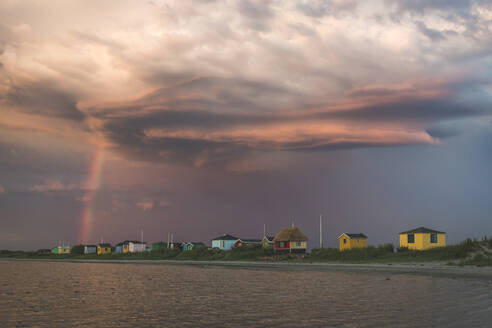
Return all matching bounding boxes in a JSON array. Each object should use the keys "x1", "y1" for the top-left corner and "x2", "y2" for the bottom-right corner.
[
  {"x1": 182, "y1": 242, "x2": 206, "y2": 251},
  {"x1": 97, "y1": 243, "x2": 112, "y2": 255},
  {"x1": 128, "y1": 241, "x2": 146, "y2": 253},
  {"x1": 261, "y1": 236, "x2": 274, "y2": 249},
  {"x1": 115, "y1": 240, "x2": 146, "y2": 253},
  {"x1": 84, "y1": 245, "x2": 97, "y2": 255},
  {"x1": 399, "y1": 227, "x2": 446, "y2": 250},
  {"x1": 51, "y1": 246, "x2": 70, "y2": 254},
  {"x1": 212, "y1": 234, "x2": 239, "y2": 251},
  {"x1": 274, "y1": 226, "x2": 308, "y2": 253},
  {"x1": 152, "y1": 242, "x2": 167, "y2": 251},
  {"x1": 338, "y1": 233, "x2": 367, "y2": 251}
]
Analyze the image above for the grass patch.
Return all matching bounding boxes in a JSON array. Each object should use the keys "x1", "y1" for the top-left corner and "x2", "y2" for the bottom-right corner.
[
  {"x1": 307, "y1": 244, "x2": 395, "y2": 263},
  {"x1": 1, "y1": 238, "x2": 491, "y2": 266},
  {"x1": 305, "y1": 238, "x2": 488, "y2": 264}
]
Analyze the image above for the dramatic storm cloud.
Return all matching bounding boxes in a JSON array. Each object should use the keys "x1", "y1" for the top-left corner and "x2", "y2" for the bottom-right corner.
[{"x1": 0, "y1": 0, "x2": 491, "y2": 250}]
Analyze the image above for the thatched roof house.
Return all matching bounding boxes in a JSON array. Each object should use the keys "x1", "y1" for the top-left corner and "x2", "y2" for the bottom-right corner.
[
  {"x1": 274, "y1": 226, "x2": 308, "y2": 242},
  {"x1": 274, "y1": 226, "x2": 308, "y2": 253}
]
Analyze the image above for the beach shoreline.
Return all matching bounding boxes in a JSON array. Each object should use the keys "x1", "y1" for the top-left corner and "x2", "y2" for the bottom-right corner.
[{"x1": 2, "y1": 258, "x2": 492, "y2": 280}]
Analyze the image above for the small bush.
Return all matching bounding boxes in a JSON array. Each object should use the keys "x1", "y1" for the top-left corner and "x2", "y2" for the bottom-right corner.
[
  {"x1": 71, "y1": 245, "x2": 85, "y2": 255},
  {"x1": 176, "y1": 247, "x2": 224, "y2": 260},
  {"x1": 307, "y1": 244, "x2": 395, "y2": 262},
  {"x1": 226, "y1": 245, "x2": 274, "y2": 260}
]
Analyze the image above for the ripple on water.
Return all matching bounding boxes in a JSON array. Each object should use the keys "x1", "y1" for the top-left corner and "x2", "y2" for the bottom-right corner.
[{"x1": 0, "y1": 261, "x2": 491, "y2": 328}]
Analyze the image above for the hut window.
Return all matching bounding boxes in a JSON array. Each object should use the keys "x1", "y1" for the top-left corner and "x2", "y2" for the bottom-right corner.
[
  {"x1": 296, "y1": 242, "x2": 301, "y2": 247},
  {"x1": 278, "y1": 241, "x2": 286, "y2": 248},
  {"x1": 343, "y1": 239, "x2": 346, "y2": 244},
  {"x1": 407, "y1": 234, "x2": 415, "y2": 243},
  {"x1": 220, "y1": 240, "x2": 225, "y2": 248},
  {"x1": 430, "y1": 234, "x2": 438, "y2": 243}
]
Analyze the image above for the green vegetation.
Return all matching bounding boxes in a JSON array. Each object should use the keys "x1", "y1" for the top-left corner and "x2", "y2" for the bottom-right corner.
[
  {"x1": 71, "y1": 245, "x2": 85, "y2": 255},
  {"x1": 224, "y1": 245, "x2": 274, "y2": 260},
  {"x1": 1, "y1": 238, "x2": 491, "y2": 266},
  {"x1": 306, "y1": 238, "x2": 492, "y2": 265},
  {"x1": 307, "y1": 244, "x2": 394, "y2": 262},
  {"x1": 175, "y1": 246, "x2": 225, "y2": 260}
]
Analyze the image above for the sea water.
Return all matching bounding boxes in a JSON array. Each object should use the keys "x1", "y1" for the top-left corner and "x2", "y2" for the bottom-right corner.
[{"x1": 0, "y1": 261, "x2": 491, "y2": 327}]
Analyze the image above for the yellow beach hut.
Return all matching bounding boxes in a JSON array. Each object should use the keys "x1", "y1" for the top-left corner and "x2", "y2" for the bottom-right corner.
[
  {"x1": 399, "y1": 227, "x2": 446, "y2": 250},
  {"x1": 338, "y1": 233, "x2": 367, "y2": 251},
  {"x1": 51, "y1": 246, "x2": 71, "y2": 254},
  {"x1": 97, "y1": 243, "x2": 112, "y2": 255}
]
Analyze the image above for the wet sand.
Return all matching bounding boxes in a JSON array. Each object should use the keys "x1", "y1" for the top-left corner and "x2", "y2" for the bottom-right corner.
[{"x1": 2, "y1": 258, "x2": 492, "y2": 280}]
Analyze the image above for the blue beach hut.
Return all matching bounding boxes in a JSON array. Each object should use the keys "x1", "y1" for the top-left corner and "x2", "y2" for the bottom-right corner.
[{"x1": 211, "y1": 234, "x2": 239, "y2": 251}]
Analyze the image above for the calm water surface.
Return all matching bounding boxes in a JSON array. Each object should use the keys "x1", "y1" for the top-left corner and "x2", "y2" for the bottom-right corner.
[{"x1": 0, "y1": 261, "x2": 491, "y2": 327}]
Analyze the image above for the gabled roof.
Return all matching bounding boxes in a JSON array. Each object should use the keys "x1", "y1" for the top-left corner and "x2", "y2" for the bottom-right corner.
[
  {"x1": 184, "y1": 242, "x2": 206, "y2": 246},
  {"x1": 121, "y1": 240, "x2": 146, "y2": 244},
  {"x1": 98, "y1": 243, "x2": 111, "y2": 247},
  {"x1": 212, "y1": 234, "x2": 239, "y2": 241},
  {"x1": 274, "y1": 226, "x2": 308, "y2": 242},
  {"x1": 241, "y1": 239, "x2": 262, "y2": 243},
  {"x1": 338, "y1": 233, "x2": 367, "y2": 239},
  {"x1": 399, "y1": 227, "x2": 445, "y2": 234},
  {"x1": 262, "y1": 236, "x2": 274, "y2": 242}
]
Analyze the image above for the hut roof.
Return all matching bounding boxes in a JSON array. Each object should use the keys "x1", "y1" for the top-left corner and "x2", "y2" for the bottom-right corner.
[
  {"x1": 98, "y1": 243, "x2": 111, "y2": 247},
  {"x1": 262, "y1": 236, "x2": 275, "y2": 242},
  {"x1": 186, "y1": 242, "x2": 206, "y2": 246},
  {"x1": 399, "y1": 227, "x2": 445, "y2": 234},
  {"x1": 241, "y1": 239, "x2": 262, "y2": 243},
  {"x1": 274, "y1": 226, "x2": 308, "y2": 242},
  {"x1": 122, "y1": 240, "x2": 145, "y2": 244},
  {"x1": 212, "y1": 234, "x2": 239, "y2": 241},
  {"x1": 338, "y1": 233, "x2": 367, "y2": 239}
]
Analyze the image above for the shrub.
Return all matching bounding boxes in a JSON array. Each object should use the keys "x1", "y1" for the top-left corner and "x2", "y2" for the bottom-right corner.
[
  {"x1": 307, "y1": 244, "x2": 395, "y2": 262},
  {"x1": 71, "y1": 245, "x2": 85, "y2": 255},
  {"x1": 226, "y1": 245, "x2": 274, "y2": 260},
  {"x1": 176, "y1": 247, "x2": 223, "y2": 260}
]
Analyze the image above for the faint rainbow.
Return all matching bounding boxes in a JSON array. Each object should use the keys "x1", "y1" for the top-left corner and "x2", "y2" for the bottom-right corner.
[{"x1": 79, "y1": 146, "x2": 106, "y2": 244}]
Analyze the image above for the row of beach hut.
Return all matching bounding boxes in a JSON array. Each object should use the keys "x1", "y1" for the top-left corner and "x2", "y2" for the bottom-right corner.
[
  {"x1": 51, "y1": 225, "x2": 447, "y2": 255},
  {"x1": 211, "y1": 225, "x2": 447, "y2": 253}
]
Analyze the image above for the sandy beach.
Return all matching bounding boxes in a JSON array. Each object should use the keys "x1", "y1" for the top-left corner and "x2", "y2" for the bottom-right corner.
[{"x1": 2, "y1": 258, "x2": 492, "y2": 280}]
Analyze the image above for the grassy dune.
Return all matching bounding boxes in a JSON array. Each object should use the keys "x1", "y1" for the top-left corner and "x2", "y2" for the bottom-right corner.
[
  {"x1": 1, "y1": 238, "x2": 491, "y2": 266},
  {"x1": 308, "y1": 238, "x2": 492, "y2": 266}
]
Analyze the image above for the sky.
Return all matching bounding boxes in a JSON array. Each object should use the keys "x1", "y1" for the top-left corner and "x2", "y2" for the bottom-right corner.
[{"x1": 1, "y1": 0, "x2": 491, "y2": 250}]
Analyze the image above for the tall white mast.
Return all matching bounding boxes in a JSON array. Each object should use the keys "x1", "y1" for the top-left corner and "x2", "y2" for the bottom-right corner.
[
  {"x1": 320, "y1": 214, "x2": 323, "y2": 248},
  {"x1": 263, "y1": 223, "x2": 266, "y2": 238}
]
